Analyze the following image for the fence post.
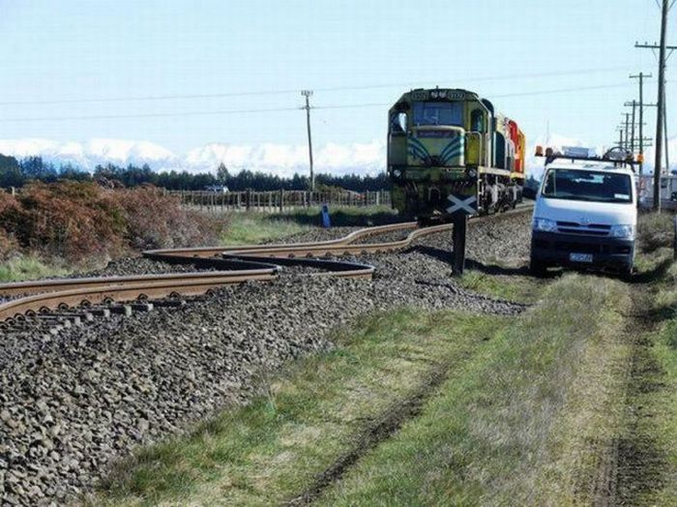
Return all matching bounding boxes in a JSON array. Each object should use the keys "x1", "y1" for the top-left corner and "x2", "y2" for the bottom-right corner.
[
  {"x1": 674, "y1": 214, "x2": 677, "y2": 261},
  {"x1": 279, "y1": 188, "x2": 284, "y2": 213},
  {"x1": 246, "y1": 189, "x2": 251, "y2": 211}
]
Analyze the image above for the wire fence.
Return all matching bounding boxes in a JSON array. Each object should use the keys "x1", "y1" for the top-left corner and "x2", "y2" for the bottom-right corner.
[{"x1": 166, "y1": 189, "x2": 392, "y2": 213}]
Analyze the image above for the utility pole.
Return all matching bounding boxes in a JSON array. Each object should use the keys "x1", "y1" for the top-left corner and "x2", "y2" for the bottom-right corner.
[
  {"x1": 301, "y1": 90, "x2": 315, "y2": 192},
  {"x1": 630, "y1": 100, "x2": 637, "y2": 156},
  {"x1": 630, "y1": 72, "x2": 652, "y2": 174},
  {"x1": 618, "y1": 128, "x2": 625, "y2": 150},
  {"x1": 635, "y1": 0, "x2": 677, "y2": 210},
  {"x1": 624, "y1": 113, "x2": 631, "y2": 150}
]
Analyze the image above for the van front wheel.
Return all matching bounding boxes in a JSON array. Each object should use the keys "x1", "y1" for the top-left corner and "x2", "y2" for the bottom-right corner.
[{"x1": 530, "y1": 257, "x2": 549, "y2": 277}]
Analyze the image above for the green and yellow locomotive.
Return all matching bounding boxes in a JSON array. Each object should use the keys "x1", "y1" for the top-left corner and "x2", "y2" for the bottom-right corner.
[{"x1": 387, "y1": 88, "x2": 525, "y2": 223}]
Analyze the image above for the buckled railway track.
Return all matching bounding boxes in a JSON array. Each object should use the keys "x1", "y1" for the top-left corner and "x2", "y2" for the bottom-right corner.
[{"x1": 0, "y1": 206, "x2": 532, "y2": 327}]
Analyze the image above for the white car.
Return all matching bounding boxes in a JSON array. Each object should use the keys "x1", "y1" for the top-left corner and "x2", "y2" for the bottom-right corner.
[{"x1": 530, "y1": 160, "x2": 637, "y2": 277}]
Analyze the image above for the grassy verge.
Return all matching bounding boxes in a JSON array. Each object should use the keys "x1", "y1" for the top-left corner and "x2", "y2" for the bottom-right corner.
[
  {"x1": 92, "y1": 275, "x2": 631, "y2": 506},
  {"x1": 318, "y1": 275, "x2": 630, "y2": 506},
  {"x1": 220, "y1": 213, "x2": 310, "y2": 245},
  {"x1": 275, "y1": 205, "x2": 399, "y2": 227},
  {"x1": 652, "y1": 316, "x2": 677, "y2": 504},
  {"x1": 0, "y1": 255, "x2": 70, "y2": 282},
  {"x1": 458, "y1": 268, "x2": 544, "y2": 304},
  {"x1": 220, "y1": 206, "x2": 399, "y2": 246},
  {"x1": 639, "y1": 250, "x2": 677, "y2": 504}
]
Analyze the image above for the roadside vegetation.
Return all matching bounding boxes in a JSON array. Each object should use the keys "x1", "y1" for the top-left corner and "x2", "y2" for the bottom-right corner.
[{"x1": 0, "y1": 182, "x2": 224, "y2": 280}]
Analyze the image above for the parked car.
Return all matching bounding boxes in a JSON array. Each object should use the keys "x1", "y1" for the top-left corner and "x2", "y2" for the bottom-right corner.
[{"x1": 204, "y1": 185, "x2": 229, "y2": 193}]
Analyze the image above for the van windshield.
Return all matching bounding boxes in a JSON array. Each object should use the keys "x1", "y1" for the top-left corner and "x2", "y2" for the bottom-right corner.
[{"x1": 542, "y1": 169, "x2": 633, "y2": 203}]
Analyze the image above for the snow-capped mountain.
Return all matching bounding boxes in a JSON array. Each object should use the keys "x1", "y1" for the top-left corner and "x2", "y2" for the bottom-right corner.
[
  {"x1": 0, "y1": 138, "x2": 177, "y2": 170},
  {"x1": 0, "y1": 138, "x2": 386, "y2": 177}
]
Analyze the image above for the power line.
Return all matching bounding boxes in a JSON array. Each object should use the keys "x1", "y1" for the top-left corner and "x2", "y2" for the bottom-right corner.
[
  {"x1": 0, "y1": 106, "x2": 300, "y2": 123},
  {"x1": 0, "y1": 81, "x2": 642, "y2": 123},
  {"x1": 492, "y1": 82, "x2": 631, "y2": 98},
  {"x1": 0, "y1": 66, "x2": 633, "y2": 107}
]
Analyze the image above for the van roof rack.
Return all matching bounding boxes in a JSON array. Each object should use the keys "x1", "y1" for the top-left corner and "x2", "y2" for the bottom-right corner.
[{"x1": 537, "y1": 146, "x2": 638, "y2": 172}]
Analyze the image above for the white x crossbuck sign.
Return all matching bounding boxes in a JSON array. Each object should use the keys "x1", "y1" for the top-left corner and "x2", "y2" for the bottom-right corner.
[{"x1": 446, "y1": 194, "x2": 477, "y2": 214}]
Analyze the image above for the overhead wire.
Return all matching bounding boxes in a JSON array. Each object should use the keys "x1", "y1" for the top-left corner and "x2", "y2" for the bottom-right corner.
[
  {"x1": 0, "y1": 66, "x2": 632, "y2": 107},
  {"x1": 0, "y1": 81, "x2": 638, "y2": 123}
]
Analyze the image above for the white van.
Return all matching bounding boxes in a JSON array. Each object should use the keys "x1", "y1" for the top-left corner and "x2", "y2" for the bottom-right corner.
[{"x1": 530, "y1": 151, "x2": 637, "y2": 277}]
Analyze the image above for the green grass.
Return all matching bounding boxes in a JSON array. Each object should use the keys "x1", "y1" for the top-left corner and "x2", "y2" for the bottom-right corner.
[
  {"x1": 219, "y1": 206, "x2": 399, "y2": 246},
  {"x1": 0, "y1": 255, "x2": 70, "y2": 282},
  {"x1": 640, "y1": 256, "x2": 677, "y2": 504},
  {"x1": 220, "y1": 213, "x2": 310, "y2": 245},
  {"x1": 275, "y1": 205, "x2": 399, "y2": 227},
  {"x1": 318, "y1": 275, "x2": 630, "y2": 506},
  {"x1": 651, "y1": 326, "x2": 677, "y2": 505},
  {"x1": 458, "y1": 268, "x2": 544, "y2": 303},
  {"x1": 92, "y1": 274, "x2": 632, "y2": 506}
]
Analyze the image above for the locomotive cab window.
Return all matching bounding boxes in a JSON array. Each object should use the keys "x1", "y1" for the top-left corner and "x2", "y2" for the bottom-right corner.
[
  {"x1": 413, "y1": 101, "x2": 463, "y2": 127},
  {"x1": 471, "y1": 109, "x2": 485, "y2": 132},
  {"x1": 390, "y1": 112, "x2": 408, "y2": 133}
]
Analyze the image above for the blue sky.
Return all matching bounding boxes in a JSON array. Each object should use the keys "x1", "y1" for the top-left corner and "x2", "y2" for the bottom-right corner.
[{"x1": 0, "y1": 0, "x2": 672, "y2": 171}]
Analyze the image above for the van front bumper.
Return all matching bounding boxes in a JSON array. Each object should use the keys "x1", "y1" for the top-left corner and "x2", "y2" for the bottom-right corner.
[{"x1": 531, "y1": 231, "x2": 634, "y2": 271}]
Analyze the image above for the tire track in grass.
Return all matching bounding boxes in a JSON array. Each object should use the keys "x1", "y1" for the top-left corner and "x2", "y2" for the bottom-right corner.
[
  {"x1": 284, "y1": 362, "x2": 450, "y2": 506},
  {"x1": 591, "y1": 285, "x2": 669, "y2": 506}
]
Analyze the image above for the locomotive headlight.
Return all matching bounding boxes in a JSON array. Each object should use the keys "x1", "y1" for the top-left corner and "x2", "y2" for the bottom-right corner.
[
  {"x1": 392, "y1": 169, "x2": 402, "y2": 178},
  {"x1": 466, "y1": 167, "x2": 477, "y2": 179},
  {"x1": 533, "y1": 218, "x2": 557, "y2": 233}
]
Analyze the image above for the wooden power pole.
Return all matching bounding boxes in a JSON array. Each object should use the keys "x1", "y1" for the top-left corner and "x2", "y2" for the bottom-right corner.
[{"x1": 301, "y1": 90, "x2": 315, "y2": 192}]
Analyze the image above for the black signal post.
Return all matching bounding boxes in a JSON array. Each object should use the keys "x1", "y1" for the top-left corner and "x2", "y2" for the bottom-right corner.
[{"x1": 452, "y1": 214, "x2": 468, "y2": 276}]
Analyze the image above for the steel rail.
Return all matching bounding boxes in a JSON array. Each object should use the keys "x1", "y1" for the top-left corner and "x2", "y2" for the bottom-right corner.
[
  {"x1": 0, "y1": 205, "x2": 532, "y2": 322},
  {"x1": 143, "y1": 221, "x2": 419, "y2": 259},
  {"x1": 0, "y1": 269, "x2": 278, "y2": 322}
]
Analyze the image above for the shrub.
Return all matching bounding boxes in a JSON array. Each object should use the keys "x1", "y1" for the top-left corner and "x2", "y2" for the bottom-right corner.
[
  {"x1": 1, "y1": 181, "x2": 126, "y2": 264},
  {"x1": 114, "y1": 186, "x2": 224, "y2": 250},
  {"x1": 0, "y1": 182, "x2": 224, "y2": 266}
]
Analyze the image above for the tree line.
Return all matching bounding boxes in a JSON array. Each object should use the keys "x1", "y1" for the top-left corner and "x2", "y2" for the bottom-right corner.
[{"x1": 0, "y1": 155, "x2": 389, "y2": 192}]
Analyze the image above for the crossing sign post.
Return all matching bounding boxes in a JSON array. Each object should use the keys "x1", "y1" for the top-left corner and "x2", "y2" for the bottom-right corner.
[
  {"x1": 446, "y1": 193, "x2": 477, "y2": 215},
  {"x1": 446, "y1": 192, "x2": 475, "y2": 276}
]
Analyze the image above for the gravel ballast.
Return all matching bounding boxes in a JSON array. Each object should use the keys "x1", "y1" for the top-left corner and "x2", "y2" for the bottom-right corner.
[{"x1": 0, "y1": 212, "x2": 532, "y2": 505}]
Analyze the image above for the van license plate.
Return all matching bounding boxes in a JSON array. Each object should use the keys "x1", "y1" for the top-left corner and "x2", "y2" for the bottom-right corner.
[{"x1": 570, "y1": 253, "x2": 593, "y2": 263}]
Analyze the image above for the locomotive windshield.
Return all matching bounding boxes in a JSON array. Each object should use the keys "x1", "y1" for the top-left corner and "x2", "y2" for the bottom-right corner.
[
  {"x1": 413, "y1": 101, "x2": 463, "y2": 127},
  {"x1": 542, "y1": 169, "x2": 633, "y2": 204}
]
